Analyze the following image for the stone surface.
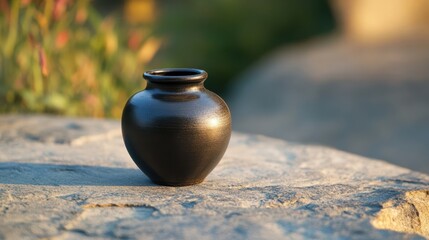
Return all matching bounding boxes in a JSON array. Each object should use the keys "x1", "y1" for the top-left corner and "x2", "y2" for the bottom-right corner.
[
  {"x1": 228, "y1": 36, "x2": 429, "y2": 174},
  {"x1": 1, "y1": 115, "x2": 429, "y2": 239}
]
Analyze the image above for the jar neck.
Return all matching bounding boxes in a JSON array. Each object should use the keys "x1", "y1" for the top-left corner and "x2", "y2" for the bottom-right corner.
[
  {"x1": 146, "y1": 81, "x2": 205, "y2": 92},
  {"x1": 143, "y1": 68, "x2": 207, "y2": 92}
]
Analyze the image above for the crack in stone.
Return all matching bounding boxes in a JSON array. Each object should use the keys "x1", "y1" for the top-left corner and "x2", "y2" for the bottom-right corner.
[
  {"x1": 372, "y1": 190, "x2": 429, "y2": 238},
  {"x1": 59, "y1": 203, "x2": 161, "y2": 238},
  {"x1": 83, "y1": 203, "x2": 159, "y2": 211}
]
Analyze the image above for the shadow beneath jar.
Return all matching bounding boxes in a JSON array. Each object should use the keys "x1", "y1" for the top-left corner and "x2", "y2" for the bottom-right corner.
[{"x1": 0, "y1": 162, "x2": 154, "y2": 186}]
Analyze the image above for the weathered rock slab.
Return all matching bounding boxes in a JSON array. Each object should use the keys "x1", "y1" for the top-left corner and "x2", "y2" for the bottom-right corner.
[{"x1": 1, "y1": 115, "x2": 429, "y2": 239}]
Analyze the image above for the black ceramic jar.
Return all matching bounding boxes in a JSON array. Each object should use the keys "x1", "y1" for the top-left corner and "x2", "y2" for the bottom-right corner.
[{"x1": 121, "y1": 68, "x2": 231, "y2": 186}]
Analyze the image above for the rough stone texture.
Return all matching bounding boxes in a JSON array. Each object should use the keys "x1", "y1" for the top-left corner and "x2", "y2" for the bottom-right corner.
[
  {"x1": 1, "y1": 115, "x2": 429, "y2": 239},
  {"x1": 228, "y1": 36, "x2": 429, "y2": 174}
]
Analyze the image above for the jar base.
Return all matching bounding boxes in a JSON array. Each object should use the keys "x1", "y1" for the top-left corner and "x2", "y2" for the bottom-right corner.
[{"x1": 152, "y1": 178, "x2": 205, "y2": 187}]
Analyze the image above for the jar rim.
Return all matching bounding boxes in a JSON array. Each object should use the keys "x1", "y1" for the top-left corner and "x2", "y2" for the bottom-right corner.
[{"x1": 143, "y1": 68, "x2": 208, "y2": 83}]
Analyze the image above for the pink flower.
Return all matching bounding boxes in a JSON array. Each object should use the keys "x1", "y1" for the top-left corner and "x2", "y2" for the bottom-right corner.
[
  {"x1": 0, "y1": 0, "x2": 10, "y2": 21},
  {"x1": 128, "y1": 31, "x2": 142, "y2": 50},
  {"x1": 21, "y1": 0, "x2": 31, "y2": 7},
  {"x1": 38, "y1": 47, "x2": 49, "y2": 77},
  {"x1": 55, "y1": 31, "x2": 69, "y2": 49},
  {"x1": 53, "y1": 0, "x2": 68, "y2": 20},
  {"x1": 75, "y1": 8, "x2": 87, "y2": 23}
]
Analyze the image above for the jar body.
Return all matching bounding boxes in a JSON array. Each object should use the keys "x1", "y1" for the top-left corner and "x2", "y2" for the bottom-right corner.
[{"x1": 121, "y1": 69, "x2": 231, "y2": 186}]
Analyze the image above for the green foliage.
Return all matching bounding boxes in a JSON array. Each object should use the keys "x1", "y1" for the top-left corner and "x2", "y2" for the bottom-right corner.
[
  {"x1": 1, "y1": 0, "x2": 334, "y2": 118},
  {"x1": 151, "y1": 0, "x2": 335, "y2": 95},
  {"x1": 0, "y1": 0, "x2": 157, "y2": 118}
]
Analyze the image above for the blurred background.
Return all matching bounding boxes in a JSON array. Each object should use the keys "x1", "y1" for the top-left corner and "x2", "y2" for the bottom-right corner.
[
  {"x1": 1, "y1": 0, "x2": 428, "y2": 173},
  {"x1": 0, "y1": 0, "x2": 334, "y2": 117}
]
